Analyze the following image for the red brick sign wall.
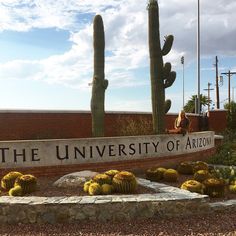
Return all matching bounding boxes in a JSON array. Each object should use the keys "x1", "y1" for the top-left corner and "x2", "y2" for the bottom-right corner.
[{"x1": 0, "y1": 110, "x2": 227, "y2": 141}]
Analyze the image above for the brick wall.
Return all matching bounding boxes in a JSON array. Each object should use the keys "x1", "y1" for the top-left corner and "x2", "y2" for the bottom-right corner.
[
  {"x1": 0, "y1": 110, "x2": 206, "y2": 141},
  {"x1": 207, "y1": 110, "x2": 228, "y2": 133}
]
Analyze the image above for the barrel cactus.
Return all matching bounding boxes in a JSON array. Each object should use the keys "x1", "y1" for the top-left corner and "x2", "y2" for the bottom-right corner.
[
  {"x1": 146, "y1": 167, "x2": 166, "y2": 181},
  {"x1": 193, "y1": 161, "x2": 209, "y2": 173},
  {"x1": 229, "y1": 184, "x2": 236, "y2": 194},
  {"x1": 101, "y1": 184, "x2": 114, "y2": 195},
  {"x1": 14, "y1": 174, "x2": 37, "y2": 194},
  {"x1": 203, "y1": 178, "x2": 225, "y2": 197},
  {"x1": 163, "y1": 169, "x2": 178, "y2": 182},
  {"x1": 181, "y1": 180, "x2": 204, "y2": 194},
  {"x1": 9, "y1": 185, "x2": 23, "y2": 196},
  {"x1": 177, "y1": 162, "x2": 194, "y2": 175},
  {"x1": 93, "y1": 173, "x2": 112, "y2": 185},
  {"x1": 112, "y1": 171, "x2": 137, "y2": 193},
  {"x1": 104, "y1": 170, "x2": 120, "y2": 179},
  {"x1": 83, "y1": 180, "x2": 93, "y2": 193},
  {"x1": 88, "y1": 182, "x2": 102, "y2": 195},
  {"x1": 147, "y1": 0, "x2": 176, "y2": 134},
  {"x1": 1, "y1": 171, "x2": 23, "y2": 191},
  {"x1": 194, "y1": 170, "x2": 211, "y2": 182},
  {"x1": 91, "y1": 14, "x2": 108, "y2": 137}
]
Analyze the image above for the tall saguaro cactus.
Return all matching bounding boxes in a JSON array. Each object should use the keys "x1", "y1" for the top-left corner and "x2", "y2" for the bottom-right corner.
[
  {"x1": 91, "y1": 15, "x2": 108, "y2": 137},
  {"x1": 147, "y1": 0, "x2": 176, "y2": 134}
]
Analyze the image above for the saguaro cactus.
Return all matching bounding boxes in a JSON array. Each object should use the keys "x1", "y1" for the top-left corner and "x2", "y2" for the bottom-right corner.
[
  {"x1": 91, "y1": 15, "x2": 108, "y2": 137},
  {"x1": 147, "y1": 0, "x2": 176, "y2": 134}
]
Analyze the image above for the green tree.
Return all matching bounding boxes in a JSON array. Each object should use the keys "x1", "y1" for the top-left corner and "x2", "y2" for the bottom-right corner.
[
  {"x1": 224, "y1": 101, "x2": 236, "y2": 131},
  {"x1": 224, "y1": 101, "x2": 236, "y2": 111},
  {"x1": 184, "y1": 94, "x2": 211, "y2": 113}
]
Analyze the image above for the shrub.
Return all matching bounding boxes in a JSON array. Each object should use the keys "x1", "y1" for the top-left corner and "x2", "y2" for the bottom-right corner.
[
  {"x1": 212, "y1": 166, "x2": 236, "y2": 185},
  {"x1": 115, "y1": 116, "x2": 153, "y2": 136},
  {"x1": 207, "y1": 139, "x2": 236, "y2": 166}
]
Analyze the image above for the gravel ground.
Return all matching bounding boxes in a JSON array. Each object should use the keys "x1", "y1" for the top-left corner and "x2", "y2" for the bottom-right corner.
[{"x1": 0, "y1": 212, "x2": 236, "y2": 236}]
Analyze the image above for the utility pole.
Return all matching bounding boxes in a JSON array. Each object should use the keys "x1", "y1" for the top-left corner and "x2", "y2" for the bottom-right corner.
[
  {"x1": 213, "y1": 56, "x2": 220, "y2": 109},
  {"x1": 197, "y1": 0, "x2": 201, "y2": 114},
  {"x1": 221, "y1": 70, "x2": 236, "y2": 111},
  {"x1": 181, "y1": 56, "x2": 185, "y2": 109},
  {"x1": 203, "y1": 82, "x2": 214, "y2": 111}
]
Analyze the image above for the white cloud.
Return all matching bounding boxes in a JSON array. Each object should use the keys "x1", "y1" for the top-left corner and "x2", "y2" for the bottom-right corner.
[{"x1": 0, "y1": 0, "x2": 236, "y2": 111}]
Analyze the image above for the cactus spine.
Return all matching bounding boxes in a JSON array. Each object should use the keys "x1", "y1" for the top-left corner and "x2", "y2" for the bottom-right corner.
[
  {"x1": 147, "y1": 0, "x2": 176, "y2": 134},
  {"x1": 91, "y1": 15, "x2": 108, "y2": 137}
]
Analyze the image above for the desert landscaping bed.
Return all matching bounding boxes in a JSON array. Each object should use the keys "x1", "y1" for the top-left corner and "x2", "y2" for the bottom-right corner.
[
  {"x1": 0, "y1": 169, "x2": 235, "y2": 201},
  {"x1": 0, "y1": 174, "x2": 155, "y2": 197}
]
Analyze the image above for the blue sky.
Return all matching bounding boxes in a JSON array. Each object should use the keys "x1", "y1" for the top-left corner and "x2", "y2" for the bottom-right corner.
[{"x1": 0, "y1": 0, "x2": 236, "y2": 112}]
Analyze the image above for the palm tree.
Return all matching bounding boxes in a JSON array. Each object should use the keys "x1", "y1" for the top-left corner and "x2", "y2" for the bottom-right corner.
[{"x1": 184, "y1": 94, "x2": 211, "y2": 113}]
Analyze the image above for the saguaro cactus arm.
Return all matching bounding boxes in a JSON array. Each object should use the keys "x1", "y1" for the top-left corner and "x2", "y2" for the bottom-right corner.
[
  {"x1": 165, "y1": 100, "x2": 171, "y2": 113},
  {"x1": 147, "y1": 0, "x2": 176, "y2": 134},
  {"x1": 164, "y1": 71, "x2": 176, "y2": 88},
  {"x1": 162, "y1": 35, "x2": 174, "y2": 56}
]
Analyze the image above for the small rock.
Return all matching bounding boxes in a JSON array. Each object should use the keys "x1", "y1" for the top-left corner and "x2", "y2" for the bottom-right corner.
[{"x1": 53, "y1": 170, "x2": 99, "y2": 188}]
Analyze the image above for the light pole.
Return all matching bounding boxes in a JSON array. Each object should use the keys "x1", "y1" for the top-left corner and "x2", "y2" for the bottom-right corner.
[
  {"x1": 181, "y1": 56, "x2": 185, "y2": 109},
  {"x1": 196, "y1": 0, "x2": 201, "y2": 114}
]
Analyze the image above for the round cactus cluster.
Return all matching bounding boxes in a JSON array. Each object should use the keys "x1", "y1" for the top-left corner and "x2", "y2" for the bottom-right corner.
[
  {"x1": 1, "y1": 171, "x2": 23, "y2": 191},
  {"x1": 14, "y1": 174, "x2": 37, "y2": 194},
  {"x1": 202, "y1": 178, "x2": 226, "y2": 197},
  {"x1": 145, "y1": 167, "x2": 166, "y2": 181},
  {"x1": 177, "y1": 162, "x2": 194, "y2": 175},
  {"x1": 0, "y1": 171, "x2": 38, "y2": 197},
  {"x1": 194, "y1": 170, "x2": 211, "y2": 183},
  {"x1": 193, "y1": 161, "x2": 209, "y2": 173},
  {"x1": 163, "y1": 169, "x2": 179, "y2": 182},
  {"x1": 112, "y1": 171, "x2": 137, "y2": 193},
  {"x1": 83, "y1": 170, "x2": 138, "y2": 195},
  {"x1": 181, "y1": 180, "x2": 204, "y2": 194},
  {"x1": 145, "y1": 161, "x2": 235, "y2": 198}
]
